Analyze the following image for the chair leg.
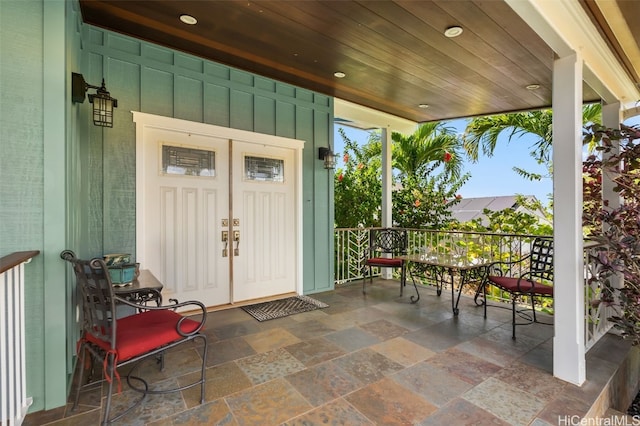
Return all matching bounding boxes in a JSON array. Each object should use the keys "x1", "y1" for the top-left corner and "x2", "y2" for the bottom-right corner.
[
  {"x1": 102, "y1": 352, "x2": 117, "y2": 426},
  {"x1": 531, "y1": 297, "x2": 538, "y2": 323},
  {"x1": 483, "y1": 282, "x2": 488, "y2": 319},
  {"x1": 199, "y1": 335, "x2": 208, "y2": 404},
  {"x1": 511, "y1": 297, "x2": 517, "y2": 340},
  {"x1": 72, "y1": 343, "x2": 88, "y2": 411},
  {"x1": 362, "y1": 267, "x2": 368, "y2": 294}
]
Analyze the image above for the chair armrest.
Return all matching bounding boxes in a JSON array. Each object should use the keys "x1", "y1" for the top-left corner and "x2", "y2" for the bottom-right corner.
[
  {"x1": 486, "y1": 253, "x2": 533, "y2": 277},
  {"x1": 114, "y1": 296, "x2": 207, "y2": 336},
  {"x1": 515, "y1": 269, "x2": 553, "y2": 293}
]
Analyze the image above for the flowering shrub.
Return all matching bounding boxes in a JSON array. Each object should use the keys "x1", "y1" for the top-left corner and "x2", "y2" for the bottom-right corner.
[{"x1": 583, "y1": 124, "x2": 640, "y2": 345}]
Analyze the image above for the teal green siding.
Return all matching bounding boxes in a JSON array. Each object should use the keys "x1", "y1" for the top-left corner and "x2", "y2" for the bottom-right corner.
[
  {"x1": 78, "y1": 26, "x2": 335, "y2": 295},
  {"x1": 1, "y1": 0, "x2": 72, "y2": 412},
  {"x1": 0, "y1": 0, "x2": 335, "y2": 415}
]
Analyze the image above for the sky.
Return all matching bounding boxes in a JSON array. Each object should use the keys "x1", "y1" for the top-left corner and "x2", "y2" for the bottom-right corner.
[{"x1": 333, "y1": 114, "x2": 640, "y2": 205}]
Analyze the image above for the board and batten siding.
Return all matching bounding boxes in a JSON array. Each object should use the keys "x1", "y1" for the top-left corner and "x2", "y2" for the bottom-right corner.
[{"x1": 77, "y1": 25, "x2": 335, "y2": 296}]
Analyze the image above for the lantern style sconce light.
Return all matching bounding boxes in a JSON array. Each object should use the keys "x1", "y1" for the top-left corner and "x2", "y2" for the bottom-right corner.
[
  {"x1": 71, "y1": 72, "x2": 118, "y2": 127},
  {"x1": 318, "y1": 147, "x2": 336, "y2": 169}
]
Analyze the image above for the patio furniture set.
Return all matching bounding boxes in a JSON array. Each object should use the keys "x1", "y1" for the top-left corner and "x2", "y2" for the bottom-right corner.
[{"x1": 362, "y1": 228, "x2": 555, "y2": 338}]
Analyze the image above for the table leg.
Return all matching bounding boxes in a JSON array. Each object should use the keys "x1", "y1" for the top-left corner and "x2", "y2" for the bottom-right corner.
[
  {"x1": 407, "y1": 265, "x2": 421, "y2": 304},
  {"x1": 448, "y1": 268, "x2": 461, "y2": 315}
]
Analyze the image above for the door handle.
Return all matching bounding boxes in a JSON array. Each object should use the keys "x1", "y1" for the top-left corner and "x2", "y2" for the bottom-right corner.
[
  {"x1": 233, "y1": 231, "x2": 240, "y2": 256},
  {"x1": 222, "y1": 231, "x2": 229, "y2": 257}
]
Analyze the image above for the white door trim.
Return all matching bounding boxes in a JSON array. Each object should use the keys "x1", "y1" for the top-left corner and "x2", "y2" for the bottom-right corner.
[{"x1": 133, "y1": 111, "x2": 305, "y2": 297}]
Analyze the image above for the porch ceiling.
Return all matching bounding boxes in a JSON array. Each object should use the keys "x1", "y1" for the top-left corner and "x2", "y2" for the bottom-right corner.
[{"x1": 79, "y1": 0, "x2": 640, "y2": 125}]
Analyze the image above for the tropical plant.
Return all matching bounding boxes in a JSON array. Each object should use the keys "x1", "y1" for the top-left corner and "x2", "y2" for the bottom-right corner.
[
  {"x1": 391, "y1": 122, "x2": 464, "y2": 180},
  {"x1": 463, "y1": 104, "x2": 602, "y2": 182},
  {"x1": 334, "y1": 124, "x2": 469, "y2": 228},
  {"x1": 584, "y1": 123, "x2": 640, "y2": 345},
  {"x1": 334, "y1": 128, "x2": 382, "y2": 228},
  {"x1": 390, "y1": 123, "x2": 469, "y2": 228}
]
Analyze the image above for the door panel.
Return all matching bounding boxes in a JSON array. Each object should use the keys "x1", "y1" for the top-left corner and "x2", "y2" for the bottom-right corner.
[
  {"x1": 231, "y1": 141, "x2": 297, "y2": 302},
  {"x1": 143, "y1": 128, "x2": 230, "y2": 307}
]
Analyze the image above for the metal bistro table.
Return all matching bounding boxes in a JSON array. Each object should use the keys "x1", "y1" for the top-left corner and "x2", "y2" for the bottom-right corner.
[
  {"x1": 399, "y1": 253, "x2": 490, "y2": 315},
  {"x1": 113, "y1": 269, "x2": 164, "y2": 307}
]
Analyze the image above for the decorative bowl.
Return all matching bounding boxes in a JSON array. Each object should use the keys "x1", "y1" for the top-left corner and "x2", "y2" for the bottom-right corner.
[{"x1": 108, "y1": 263, "x2": 136, "y2": 285}]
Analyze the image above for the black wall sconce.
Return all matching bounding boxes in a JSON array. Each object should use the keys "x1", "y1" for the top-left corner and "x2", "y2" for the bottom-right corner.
[
  {"x1": 318, "y1": 147, "x2": 336, "y2": 169},
  {"x1": 71, "y1": 72, "x2": 118, "y2": 127}
]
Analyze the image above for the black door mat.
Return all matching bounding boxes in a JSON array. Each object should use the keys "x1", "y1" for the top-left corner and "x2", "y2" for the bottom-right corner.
[{"x1": 241, "y1": 295, "x2": 329, "y2": 322}]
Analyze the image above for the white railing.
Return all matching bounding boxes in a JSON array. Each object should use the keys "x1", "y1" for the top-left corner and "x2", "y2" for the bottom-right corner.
[
  {"x1": 334, "y1": 228, "x2": 612, "y2": 349},
  {"x1": 584, "y1": 242, "x2": 615, "y2": 350},
  {"x1": 1, "y1": 251, "x2": 38, "y2": 426}
]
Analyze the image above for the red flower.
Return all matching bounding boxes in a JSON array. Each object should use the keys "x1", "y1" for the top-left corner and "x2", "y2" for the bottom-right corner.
[
  {"x1": 338, "y1": 174, "x2": 344, "y2": 182},
  {"x1": 343, "y1": 154, "x2": 349, "y2": 163},
  {"x1": 414, "y1": 199, "x2": 421, "y2": 207},
  {"x1": 456, "y1": 194, "x2": 462, "y2": 199},
  {"x1": 443, "y1": 152, "x2": 452, "y2": 163},
  {"x1": 357, "y1": 163, "x2": 364, "y2": 170}
]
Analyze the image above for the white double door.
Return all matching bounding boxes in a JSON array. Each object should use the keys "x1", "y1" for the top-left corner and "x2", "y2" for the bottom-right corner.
[{"x1": 135, "y1": 113, "x2": 302, "y2": 308}]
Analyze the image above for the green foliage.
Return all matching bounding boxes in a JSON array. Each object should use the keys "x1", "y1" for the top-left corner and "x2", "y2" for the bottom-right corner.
[
  {"x1": 393, "y1": 173, "x2": 467, "y2": 229},
  {"x1": 334, "y1": 124, "x2": 469, "y2": 228},
  {"x1": 584, "y1": 124, "x2": 640, "y2": 345},
  {"x1": 334, "y1": 128, "x2": 382, "y2": 227},
  {"x1": 463, "y1": 104, "x2": 601, "y2": 189},
  {"x1": 391, "y1": 122, "x2": 465, "y2": 180}
]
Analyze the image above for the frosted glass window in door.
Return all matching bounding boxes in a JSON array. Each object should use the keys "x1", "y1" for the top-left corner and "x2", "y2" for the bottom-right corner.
[
  {"x1": 162, "y1": 145, "x2": 215, "y2": 177},
  {"x1": 244, "y1": 156, "x2": 284, "y2": 182}
]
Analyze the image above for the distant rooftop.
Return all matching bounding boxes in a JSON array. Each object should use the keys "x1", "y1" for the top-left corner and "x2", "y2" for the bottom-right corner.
[{"x1": 449, "y1": 195, "x2": 547, "y2": 225}]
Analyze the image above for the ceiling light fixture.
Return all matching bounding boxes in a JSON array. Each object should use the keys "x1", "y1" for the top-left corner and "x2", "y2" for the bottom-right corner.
[
  {"x1": 179, "y1": 14, "x2": 197, "y2": 25},
  {"x1": 444, "y1": 26, "x2": 463, "y2": 38},
  {"x1": 333, "y1": 71, "x2": 346, "y2": 78},
  {"x1": 526, "y1": 84, "x2": 540, "y2": 90},
  {"x1": 418, "y1": 104, "x2": 429, "y2": 109}
]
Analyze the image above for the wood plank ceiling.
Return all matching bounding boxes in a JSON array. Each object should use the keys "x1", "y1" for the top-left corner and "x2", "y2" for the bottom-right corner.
[{"x1": 78, "y1": 0, "x2": 636, "y2": 124}]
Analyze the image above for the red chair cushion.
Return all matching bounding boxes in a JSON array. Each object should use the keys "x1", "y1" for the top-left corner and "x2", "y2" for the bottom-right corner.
[
  {"x1": 366, "y1": 257, "x2": 403, "y2": 267},
  {"x1": 488, "y1": 276, "x2": 553, "y2": 296},
  {"x1": 85, "y1": 310, "x2": 201, "y2": 362}
]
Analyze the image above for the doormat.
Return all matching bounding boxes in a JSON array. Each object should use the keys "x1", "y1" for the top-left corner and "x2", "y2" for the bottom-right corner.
[{"x1": 241, "y1": 295, "x2": 329, "y2": 322}]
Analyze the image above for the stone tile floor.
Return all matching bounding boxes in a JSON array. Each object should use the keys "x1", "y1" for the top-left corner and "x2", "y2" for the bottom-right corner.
[{"x1": 23, "y1": 279, "x2": 635, "y2": 425}]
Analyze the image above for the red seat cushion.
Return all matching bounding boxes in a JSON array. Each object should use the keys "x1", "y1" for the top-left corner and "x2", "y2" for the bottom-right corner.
[
  {"x1": 85, "y1": 310, "x2": 201, "y2": 362},
  {"x1": 366, "y1": 257, "x2": 403, "y2": 267},
  {"x1": 488, "y1": 276, "x2": 553, "y2": 296}
]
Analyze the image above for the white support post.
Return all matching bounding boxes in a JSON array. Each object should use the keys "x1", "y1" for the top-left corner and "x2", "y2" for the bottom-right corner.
[
  {"x1": 601, "y1": 102, "x2": 622, "y2": 213},
  {"x1": 552, "y1": 52, "x2": 586, "y2": 385},
  {"x1": 600, "y1": 103, "x2": 625, "y2": 297},
  {"x1": 381, "y1": 126, "x2": 393, "y2": 279}
]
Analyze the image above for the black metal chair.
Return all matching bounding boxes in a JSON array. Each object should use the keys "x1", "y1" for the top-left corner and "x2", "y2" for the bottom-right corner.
[
  {"x1": 483, "y1": 237, "x2": 554, "y2": 339},
  {"x1": 60, "y1": 250, "x2": 208, "y2": 425},
  {"x1": 362, "y1": 228, "x2": 408, "y2": 295}
]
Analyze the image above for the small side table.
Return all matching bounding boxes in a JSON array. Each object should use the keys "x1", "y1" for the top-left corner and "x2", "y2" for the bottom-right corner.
[{"x1": 113, "y1": 269, "x2": 163, "y2": 307}]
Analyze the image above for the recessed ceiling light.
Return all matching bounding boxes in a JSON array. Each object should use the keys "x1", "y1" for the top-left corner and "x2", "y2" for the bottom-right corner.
[
  {"x1": 444, "y1": 26, "x2": 463, "y2": 38},
  {"x1": 334, "y1": 71, "x2": 346, "y2": 78},
  {"x1": 418, "y1": 104, "x2": 429, "y2": 109},
  {"x1": 526, "y1": 84, "x2": 541, "y2": 90},
  {"x1": 179, "y1": 14, "x2": 197, "y2": 25}
]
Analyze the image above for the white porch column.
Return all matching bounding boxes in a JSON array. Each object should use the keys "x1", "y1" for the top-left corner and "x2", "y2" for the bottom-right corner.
[
  {"x1": 381, "y1": 126, "x2": 393, "y2": 227},
  {"x1": 381, "y1": 126, "x2": 393, "y2": 279},
  {"x1": 600, "y1": 103, "x2": 624, "y2": 295},
  {"x1": 552, "y1": 52, "x2": 586, "y2": 385},
  {"x1": 601, "y1": 102, "x2": 622, "y2": 212}
]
